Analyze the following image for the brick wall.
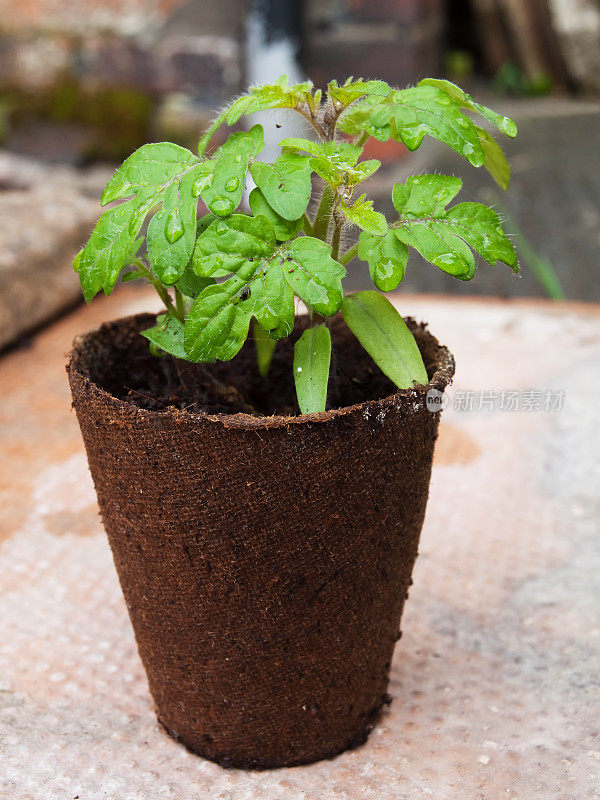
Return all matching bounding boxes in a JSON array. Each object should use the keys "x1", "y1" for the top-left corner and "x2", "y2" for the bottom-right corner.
[
  {"x1": 0, "y1": 0, "x2": 447, "y2": 162},
  {"x1": 0, "y1": 0, "x2": 245, "y2": 160},
  {"x1": 303, "y1": 0, "x2": 445, "y2": 88}
]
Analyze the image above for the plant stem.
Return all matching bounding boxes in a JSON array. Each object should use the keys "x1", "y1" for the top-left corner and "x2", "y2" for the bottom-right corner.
[
  {"x1": 354, "y1": 130, "x2": 370, "y2": 148},
  {"x1": 312, "y1": 184, "x2": 334, "y2": 241},
  {"x1": 155, "y1": 284, "x2": 179, "y2": 319},
  {"x1": 174, "y1": 287, "x2": 186, "y2": 320},
  {"x1": 308, "y1": 308, "x2": 327, "y2": 327},
  {"x1": 302, "y1": 212, "x2": 315, "y2": 236},
  {"x1": 339, "y1": 242, "x2": 359, "y2": 266},
  {"x1": 294, "y1": 107, "x2": 328, "y2": 141},
  {"x1": 134, "y1": 260, "x2": 183, "y2": 321},
  {"x1": 331, "y1": 221, "x2": 342, "y2": 261},
  {"x1": 197, "y1": 108, "x2": 228, "y2": 156}
]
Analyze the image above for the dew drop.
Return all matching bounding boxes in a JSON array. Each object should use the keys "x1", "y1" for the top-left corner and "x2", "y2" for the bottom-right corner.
[
  {"x1": 210, "y1": 197, "x2": 235, "y2": 216},
  {"x1": 165, "y1": 212, "x2": 184, "y2": 244},
  {"x1": 225, "y1": 176, "x2": 240, "y2": 193},
  {"x1": 234, "y1": 154, "x2": 242, "y2": 163},
  {"x1": 297, "y1": 367, "x2": 302, "y2": 373},
  {"x1": 499, "y1": 116, "x2": 517, "y2": 136},
  {"x1": 462, "y1": 142, "x2": 475, "y2": 157},
  {"x1": 191, "y1": 176, "x2": 205, "y2": 197},
  {"x1": 215, "y1": 222, "x2": 229, "y2": 236}
]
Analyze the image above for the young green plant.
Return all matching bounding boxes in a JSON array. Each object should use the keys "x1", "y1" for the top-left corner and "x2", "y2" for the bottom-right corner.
[{"x1": 74, "y1": 75, "x2": 518, "y2": 413}]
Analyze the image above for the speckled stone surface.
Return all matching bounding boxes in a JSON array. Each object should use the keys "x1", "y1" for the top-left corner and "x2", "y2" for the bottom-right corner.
[{"x1": 1, "y1": 287, "x2": 599, "y2": 799}]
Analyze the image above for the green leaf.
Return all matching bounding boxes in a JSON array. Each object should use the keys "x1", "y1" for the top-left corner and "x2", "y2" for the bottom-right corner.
[
  {"x1": 141, "y1": 312, "x2": 187, "y2": 359},
  {"x1": 347, "y1": 159, "x2": 381, "y2": 183},
  {"x1": 249, "y1": 153, "x2": 312, "y2": 221},
  {"x1": 293, "y1": 325, "x2": 332, "y2": 414},
  {"x1": 342, "y1": 292, "x2": 428, "y2": 388},
  {"x1": 444, "y1": 202, "x2": 518, "y2": 270},
  {"x1": 475, "y1": 125, "x2": 511, "y2": 189},
  {"x1": 279, "y1": 138, "x2": 361, "y2": 163},
  {"x1": 248, "y1": 256, "x2": 296, "y2": 338},
  {"x1": 358, "y1": 230, "x2": 408, "y2": 291},
  {"x1": 101, "y1": 142, "x2": 200, "y2": 205},
  {"x1": 200, "y1": 126, "x2": 264, "y2": 217},
  {"x1": 193, "y1": 214, "x2": 276, "y2": 278},
  {"x1": 191, "y1": 214, "x2": 297, "y2": 343},
  {"x1": 184, "y1": 277, "x2": 253, "y2": 362},
  {"x1": 347, "y1": 86, "x2": 487, "y2": 167},
  {"x1": 337, "y1": 96, "x2": 390, "y2": 140},
  {"x1": 175, "y1": 262, "x2": 215, "y2": 298},
  {"x1": 146, "y1": 164, "x2": 205, "y2": 284},
  {"x1": 395, "y1": 220, "x2": 476, "y2": 280},
  {"x1": 387, "y1": 86, "x2": 485, "y2": 166},
  {"x1": 391, "y1": 174, "x2": 517, "y2": 279},
  {"x1": 226, "y1": 76, "x2": 314, "y2": 124},
  {"x1": 392, "y1": 173, "x2": 463, "y2": 216},
  {"x1": 279, "y1": 138, "x2": 374, "y2": 187},
  {"x1": 418, "y1": 79, "x2": 517, "y2": 137},
  {"x1": 340, "y1": 194, "x2": 388, "y2": 235},
  {"x1": 254, "y1": 320, "x2": 278, "y2": 377},
  {"x1": 249, "y1": 187, "x2": 303, "y2": 241},
  {"x1": 327, "y1": 78, "x2": 391, "y2": 105},
  {"x1": 284, "y1": 237, "x2": 345, "y2": 316},
  {"x1": 77, "y1": 194, "x2": 154, "y2": 302}
]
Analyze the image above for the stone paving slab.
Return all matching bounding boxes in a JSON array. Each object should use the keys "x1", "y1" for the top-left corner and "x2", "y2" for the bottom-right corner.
[
  {"x1": 0, "y1": 152, "x2": 111, "y2": 350},
  {"x1": 0, "y1": 287, "x2": 599, "y2": 799}
]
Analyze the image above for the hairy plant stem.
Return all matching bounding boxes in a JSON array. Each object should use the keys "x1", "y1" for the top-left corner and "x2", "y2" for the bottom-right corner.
[
  {"x1": 339, "y1": 242, "x2": 359, "y2": 265},
  {"x1": 312, "y1": 185, "x2": 335, "y2": 241},
  {"x1": 331, "y1": 221, "x2": 342, "y2": 261},
  {"x1": 302, "y1": 212, "x2": 315, "y2": 236},
  {"x1": 308, "y1": 308, "x2": 327, "y2": 327},
  {"x1": 174, "y1": 288, "x2": 186, "y2": 320},
  {"x1": 135, "y1": 261, "x2": 183, "y2": 322}
]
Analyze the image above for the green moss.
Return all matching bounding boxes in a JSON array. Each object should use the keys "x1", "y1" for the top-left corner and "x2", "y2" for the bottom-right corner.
[{"x1": 0, "y1": 81, "x2": 156, "y2": 161}]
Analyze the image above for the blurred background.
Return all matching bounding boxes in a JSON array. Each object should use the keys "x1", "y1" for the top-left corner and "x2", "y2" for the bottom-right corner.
[{"x1": 0, "y1": 0, "x2": 598, "y2": 350}]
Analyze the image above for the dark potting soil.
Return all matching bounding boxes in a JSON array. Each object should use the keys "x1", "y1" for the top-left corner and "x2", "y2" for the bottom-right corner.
[{"x1": 88, "y1": 313, "x2": 441, "y2": 417}]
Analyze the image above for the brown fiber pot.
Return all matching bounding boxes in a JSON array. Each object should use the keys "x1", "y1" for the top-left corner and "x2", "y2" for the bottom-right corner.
[{"x1": 67, "y1": 313, "x2": 454, "y2": 769}]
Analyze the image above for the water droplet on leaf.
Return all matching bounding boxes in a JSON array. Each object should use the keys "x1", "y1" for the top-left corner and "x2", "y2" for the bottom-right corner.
[
  {"x1": 210, "y1": 197, "x2": 235, "y2": 216},
  {"x1": 225, "y1": 176, "x2": 240, "y2": 193},
  {"x1": 499, "y1": 116, "x2": 517, "y2": 136},
  {"x1": 215, "y1": 222, "x2": 229, "y2": 236},
  {"x1": 165, "y1": 212, "x2": 184, "y2": 244},
  {"x1": 191, "y1": 176, "x2": 205, "y2": 197}
]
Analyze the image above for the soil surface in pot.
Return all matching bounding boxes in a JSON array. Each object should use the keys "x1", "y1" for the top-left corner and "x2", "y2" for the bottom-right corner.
[{"x1": 91, "y1": 313, "x2": 440, "y2": 416}]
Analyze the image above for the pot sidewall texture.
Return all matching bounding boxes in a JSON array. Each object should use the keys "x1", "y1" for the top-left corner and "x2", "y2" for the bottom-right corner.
[{"x1": 67, "y1": 314, "x2": 454, "y2": 769}]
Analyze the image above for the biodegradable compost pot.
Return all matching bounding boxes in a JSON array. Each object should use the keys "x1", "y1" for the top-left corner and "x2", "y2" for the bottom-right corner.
[{"x1": 67, "y1": 312, "x2": 454, "y2": 769}]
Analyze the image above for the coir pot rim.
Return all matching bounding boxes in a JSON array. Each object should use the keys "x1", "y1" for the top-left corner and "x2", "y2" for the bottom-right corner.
[{"x1": 68, "y1": 312, "x2": 455, "y2": 431}]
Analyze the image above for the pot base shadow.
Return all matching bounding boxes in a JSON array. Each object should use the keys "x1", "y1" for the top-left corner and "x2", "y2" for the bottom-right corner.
[{"x1": 67, "y1": 313, "x2": 454, "y2": 769}]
